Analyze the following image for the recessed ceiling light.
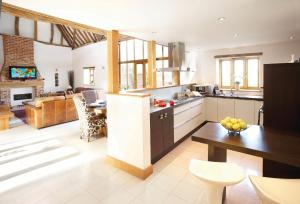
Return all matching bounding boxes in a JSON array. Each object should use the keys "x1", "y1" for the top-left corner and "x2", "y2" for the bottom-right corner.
[
  {"x1": 234, "y1": 33, "x2": 239, "y2": 38},
  {"x1": 290, "y1": 36, "x2": 295, "y2": 40},
  {"x1": 217, "y1": 17, "x2": 226, "y2": 23}
]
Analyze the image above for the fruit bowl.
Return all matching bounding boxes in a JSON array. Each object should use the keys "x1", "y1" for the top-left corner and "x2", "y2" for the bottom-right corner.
[{"x1": 220, "y1": 117, "x2": 248, "y2": 136}]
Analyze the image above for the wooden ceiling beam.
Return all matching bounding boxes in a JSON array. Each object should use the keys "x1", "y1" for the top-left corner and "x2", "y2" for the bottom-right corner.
[
  {"x1": 72, "y1": 29, "x2": 77, "y2": 48},
  {"x1": 56, "y1": 25, "x2": 72, "y2": 47},
  {"x1": 63, "y1": 26, "x2": 76, "y2": 47},
  {"x1": 83, "y1": 31, "x2": 93, "y2": 43},
  {"x1": 60, "y1": 33, "x2": 64, "y2": 45},
  {"x1": 75, "y1": 29, "x2": 85, "y2": 45},
  {"x1": 2, "y1": 2, "x2": 107, "y2": 36},
  {"x1": 34, "y1": 21, "x2": 38, "y2": 40},
  {"x1": 77, "y1": 30, "x2": 89, "y2": 43},
  {"x1": 15, "y1": 16, "x2": 19, "y2": 35},
  {"x1": 50, "y1": 23, "x2": 54, "y2": 43},
  {"x1": 88, "y1": 32, "x2": 97, "y2": 42},
  {"x1": 66, "y1": 26, "x2": 79, "y2": 48}
]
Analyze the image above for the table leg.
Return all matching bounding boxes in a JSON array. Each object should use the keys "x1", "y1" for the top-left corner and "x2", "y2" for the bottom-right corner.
[
  {"x1": 263, "y1": 159, "x2": 300, "y2": 178},
  {"x1": 208, "y1": 145, "x2": 227, "y2": 203}
]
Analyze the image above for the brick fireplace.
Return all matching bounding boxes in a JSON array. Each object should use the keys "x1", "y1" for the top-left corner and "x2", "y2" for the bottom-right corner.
[{"x1": 0, "y1": 35, "x2": 44, "y2": 106}]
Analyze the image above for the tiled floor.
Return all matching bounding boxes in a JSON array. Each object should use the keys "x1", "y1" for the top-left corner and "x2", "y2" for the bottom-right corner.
[{"x1": 0, "y1": 121, "x2": 262, "y2": 204}]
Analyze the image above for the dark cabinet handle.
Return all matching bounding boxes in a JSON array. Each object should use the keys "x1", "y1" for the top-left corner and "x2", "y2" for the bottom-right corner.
[{"x1": 164, "y1": 113, "x2": 168, "y2": 118}]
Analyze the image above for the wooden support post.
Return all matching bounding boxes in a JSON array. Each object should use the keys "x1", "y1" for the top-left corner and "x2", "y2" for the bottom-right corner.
[
  {"x1": 147, "y1": 41, "x2": 157, "y2": 88},
  {"x1": 107, "y1": 30, "x2": 120, "y2": 93},
  {"x1": 50, "y1": 23, "x2": 54, "y2": 43},
  {"x1": 34, "y1": 21, "x2": 38, "y2": 40},
  {"x1": 15, "y1": 16, "x2": 19, "y2": 35}
]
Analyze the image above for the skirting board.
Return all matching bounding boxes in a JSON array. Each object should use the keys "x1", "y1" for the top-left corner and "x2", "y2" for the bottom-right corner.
[{"x1": 106, "y1": 156, "x2": 153, "y2": 180}]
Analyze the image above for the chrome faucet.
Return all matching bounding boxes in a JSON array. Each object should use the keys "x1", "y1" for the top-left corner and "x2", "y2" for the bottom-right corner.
[{"x1": 230, "y1": 88, "x2": 234, "y2": 96}]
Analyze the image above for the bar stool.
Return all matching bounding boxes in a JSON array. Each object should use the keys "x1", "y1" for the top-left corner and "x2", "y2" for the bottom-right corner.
[
  {"x1": 249, "y1": 175, "x2": 300, "y2": 204},
  {"x1": 189, "y1": 159, "x2": 245, "y2": 204}
]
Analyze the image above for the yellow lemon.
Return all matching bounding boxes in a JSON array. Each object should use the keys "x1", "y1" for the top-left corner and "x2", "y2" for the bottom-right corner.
[
  {"x1": 226, "y1": 122, "x2": 232, "y2": 130},
  {"x1": 220, "y1": 120, "x2": 226, "y2": 126},
  {"x1": 224, "y1": 117, "x2": 231, "y2": 122},
  {"x1": 240, "y1": 122, "x2": 247, "y2": 129},
  {"x1": 232, "y1": 123, "x2": 240, "y2": 131},
  {"x1": 230, "y1": 118, "x2": 237, "y2": 124}
]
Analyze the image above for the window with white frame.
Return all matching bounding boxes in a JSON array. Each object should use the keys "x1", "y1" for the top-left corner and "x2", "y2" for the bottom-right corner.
[
  {"x1": 83, "y1": 67, "x2": 95, "y2": 85},
  {"x1": 218, "y1": 56, "x2": 260, "y2": 89}
]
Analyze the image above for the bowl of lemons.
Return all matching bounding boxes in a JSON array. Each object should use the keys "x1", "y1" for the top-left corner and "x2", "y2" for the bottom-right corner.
[{"x1": 220, "y1": 117, "x2": 248, "y2": 136}]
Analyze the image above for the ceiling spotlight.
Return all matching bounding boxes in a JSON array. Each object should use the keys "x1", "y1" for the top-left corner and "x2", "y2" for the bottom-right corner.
[
  {"x1": 290, "y1": 36, "x2": 295, "y2": 40},
  {"x1": 234, "y1": 33, "x2": 239, "y2": 38},
  {"x1": 217, "y1": 17, "x2": 226, "y2": 23}
]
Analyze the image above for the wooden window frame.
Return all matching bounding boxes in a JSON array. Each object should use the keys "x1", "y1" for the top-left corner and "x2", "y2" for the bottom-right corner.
[
  {"x1": 119, "y1": 41, "x2": 170, "y2": 90},
  {"x1": 156, "y1": 44, "x2": 170, "y2": 87},
  {"x1": 219, "y1": 56, "x2": 260, "y2": 90},
  {"x1": 119, "y1": 39, "x2": 148, "y2": 90},
  {"x1": 83, "y1": 67, "x2": 95, "y2": 86}
]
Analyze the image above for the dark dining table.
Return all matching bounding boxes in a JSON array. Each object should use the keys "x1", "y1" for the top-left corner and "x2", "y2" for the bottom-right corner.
[{"x1": 191, "y1": 122, "x2": 300, "y2": 202}]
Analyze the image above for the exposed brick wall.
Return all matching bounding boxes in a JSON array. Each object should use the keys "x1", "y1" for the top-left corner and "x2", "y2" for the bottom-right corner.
[
  {"x1": 0, "y1": 35, "x2": 44, "y2": 105},
  {"x1": 0, "y1": 88, "x2": 10, "y2": 105}
]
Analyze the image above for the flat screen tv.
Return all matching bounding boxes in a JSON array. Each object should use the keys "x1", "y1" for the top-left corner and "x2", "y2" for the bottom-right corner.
[{"x1": 9, "y1": 66, "x2": 37, "y2": 80}]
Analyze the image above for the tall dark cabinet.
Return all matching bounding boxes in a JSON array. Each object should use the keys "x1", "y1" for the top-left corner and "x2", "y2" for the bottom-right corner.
[
  {"x1": 150, "y1": 107, "x2": 174, "y2": 163},
  {"x1": 264, "y1": 63, "x2": 300, "y2": 132}
]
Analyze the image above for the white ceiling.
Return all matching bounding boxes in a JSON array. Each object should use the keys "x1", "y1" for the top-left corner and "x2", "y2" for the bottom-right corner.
[{"x1": 2, "y1": 0, "x2": 300, "y2": 50}]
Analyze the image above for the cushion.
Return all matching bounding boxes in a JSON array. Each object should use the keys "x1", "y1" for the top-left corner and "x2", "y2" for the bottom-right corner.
[
  {"x1": 52, "y1": 96, "x2": 66, "y2": 101},
  {"x1": 34, "y1": 97, "x2": 54, "y2": 107},
  {"x1": 82, "y1": 90, "x2": 97, "y2": 105}
]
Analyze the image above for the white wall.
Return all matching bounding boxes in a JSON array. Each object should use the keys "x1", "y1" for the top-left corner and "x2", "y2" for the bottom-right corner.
[
  {"x1": 34, "y1": 42, "x2": 73, "y2": 92},
  {"x1": 72, "y1": 41, "x2": 107, "y2": 90},
  {"x1": 196, "y1": 40, "x2": 300, "y2": 87},
  {"x1": 0, "y1": 12, "x2": 69, "y2": 46},
  {"x1": 107, "y1": 94, "x2": 151, "y2": 169}
]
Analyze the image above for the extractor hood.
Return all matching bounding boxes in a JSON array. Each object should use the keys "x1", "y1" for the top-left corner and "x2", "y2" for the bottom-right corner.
[{"x1": 156, "y1": 42, "x2": 185, "y2": 72}]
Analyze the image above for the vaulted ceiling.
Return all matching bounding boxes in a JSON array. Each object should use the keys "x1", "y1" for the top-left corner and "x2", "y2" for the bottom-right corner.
[
  {"x1": 3, "y1": 0, "x2": 299, "y2": 51},
  {"x1": 56, "y1": 24, "x2": 105, "y2": 49}
]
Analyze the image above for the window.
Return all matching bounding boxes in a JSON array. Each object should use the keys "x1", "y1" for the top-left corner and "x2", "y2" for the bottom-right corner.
[
  {"x1": 156, "y1": 45, "x2": 171, "y2": 87},
  {"x1": 119, "y1": 41, "x2": 171, "y2": 89},
  {"x1": 119, "y1": 39, "x2": 148, "y2": 90},
  {"x1": 219, "y1": 57, "x2": 259, "y2": 89},
  {"x1": 83, "y1": 67, "x2": 95, "y2": 85}
]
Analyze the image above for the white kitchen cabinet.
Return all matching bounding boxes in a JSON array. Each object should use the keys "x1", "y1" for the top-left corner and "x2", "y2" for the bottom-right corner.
[
  {"x1": 205, "y1": 97, "x2": 218, "y2": 122},
  {"x1": 174, "y1": 98, "x2": 205, "y2": 143},
  {"x1": 217, "y1": 98, "x2": 235, "y2": 121},
  {"x1": 235, "y1": 99, "x2": 255, "y2": 124},
  {"x1": 254, "y1": 101, "x2": 264, "y2": 125}
]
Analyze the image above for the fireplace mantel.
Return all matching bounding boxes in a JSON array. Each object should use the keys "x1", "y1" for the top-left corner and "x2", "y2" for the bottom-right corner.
[{"x1": 0, "y1": 80, "x2": 44, "y2": 88}]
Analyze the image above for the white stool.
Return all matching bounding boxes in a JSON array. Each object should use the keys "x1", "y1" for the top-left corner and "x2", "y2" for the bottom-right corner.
[
  {"x1": 189, "y1": 159, "x2": 245, "y2": 204},
  {"x1": 249, "y1": 176, "x2": 300, "y2": 204}
]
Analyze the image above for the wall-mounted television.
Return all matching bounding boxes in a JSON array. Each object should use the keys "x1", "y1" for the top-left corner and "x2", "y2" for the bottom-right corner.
[{"x1": 9, "y1": 66, "x2": 37, "y2": 80}]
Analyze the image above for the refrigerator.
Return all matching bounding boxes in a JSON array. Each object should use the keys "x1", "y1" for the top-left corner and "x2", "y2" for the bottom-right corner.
[{"x1": 264, "y1": 63, "x2": 300, "y2": 132}]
